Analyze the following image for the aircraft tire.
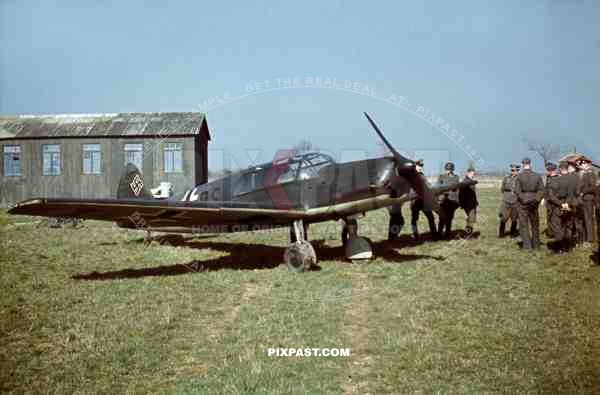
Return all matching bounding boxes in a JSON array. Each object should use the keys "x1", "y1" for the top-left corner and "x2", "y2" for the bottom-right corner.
[{"x1": 284, "y1": 240, "x2": 317, "y2": 272}]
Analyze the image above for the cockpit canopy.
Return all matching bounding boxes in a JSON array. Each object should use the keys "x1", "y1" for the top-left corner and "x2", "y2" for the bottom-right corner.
[
  {"x1": 278, "y1": 152, "x2": 335, "y2": 183},
  {"x1": 232, "y1": 152, "x2": 335, "y2": 194}
]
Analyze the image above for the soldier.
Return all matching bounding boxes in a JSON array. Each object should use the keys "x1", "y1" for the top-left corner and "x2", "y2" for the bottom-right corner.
[
  {"x1": 544, "y1": 162, "x2": 572, "y2": 253},
  {"x1": 596, "y1": 171, "x2": 600, "y2": 264},
  {"x1": 568, "y1": 161, "x2": 584, "y2": 245},
  {"x1": 410, "y1": 159, "x2": 438, "y2": 241},
  {"x1": 545, "y1": 162, "x2": 573, "y2": 253},
  {"x1": 437, "y1": 162, "x2": 460, "y2": 239},
  {"x1": 498, "y1": 163, "x2": 520, "y2": 237},
  {"x1": 576, "y1": 158, "x2": 596, "y2": 247},
  {"x1": 544, "y1": 162, "x2": 559, "y2": 238},
  {"x1": 387, "y1": 200, "x2": 405, "y2": 241},
  {"x1": 515, "y1": 157, "x2": 545, "y2": 252},
  {"x1": 459, "y1": 166, "x2": 478, "y2": 235}
]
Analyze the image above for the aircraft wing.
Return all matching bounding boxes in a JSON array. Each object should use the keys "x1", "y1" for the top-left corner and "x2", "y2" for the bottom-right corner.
[
  {"x1": 8, "y1": 198, "x2": 309, "y2": 227},
  {"x1": 8, "y1": 180, "x2": 476, "y2": 227}
]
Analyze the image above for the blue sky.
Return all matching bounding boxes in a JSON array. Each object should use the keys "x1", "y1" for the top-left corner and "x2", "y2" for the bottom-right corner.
[{"x1": 1, "y1": 0, "x2": 599, "y2": 173}]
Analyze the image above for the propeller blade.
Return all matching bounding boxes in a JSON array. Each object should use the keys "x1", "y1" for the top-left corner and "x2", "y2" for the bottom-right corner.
[
  {"x1": 363, "y1": 112, "x2": 413, "y2": 168},
  {"x1": 363, "y1": 112, "x2": 434, "y2": 209}
]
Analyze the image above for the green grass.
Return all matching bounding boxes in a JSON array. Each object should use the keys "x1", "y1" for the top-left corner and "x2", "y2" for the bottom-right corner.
[{"x1": 1, "y1": 189, "x2": 600, "y2": 394}]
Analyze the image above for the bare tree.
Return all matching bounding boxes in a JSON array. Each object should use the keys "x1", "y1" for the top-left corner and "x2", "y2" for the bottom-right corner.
[
  {"x1": 293, "y1": 139, "x2": 314, "y2": 153},
  {"x1": 524, "y1": 138, "x2": 561, "y2": 165}
]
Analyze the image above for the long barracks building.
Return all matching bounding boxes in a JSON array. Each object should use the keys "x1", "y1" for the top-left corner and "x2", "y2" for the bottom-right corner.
[{"x1": 0, "y1": 112, "x2": 210, "y2": 205}]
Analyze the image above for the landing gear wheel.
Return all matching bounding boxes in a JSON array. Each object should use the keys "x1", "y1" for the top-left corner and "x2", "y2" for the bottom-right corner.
[
  {"x1": 341, "y1": 218, "x2": 372, "y2": 261},
  {"x1": 285, "y1": 220, "x2": 316, "y2": 272},
  {"x1": 345, "y1": 237, "x2": 373, "y2": 261},
  {"x1": 284, "y1": 240, "x2": 317, "y2": 272}
]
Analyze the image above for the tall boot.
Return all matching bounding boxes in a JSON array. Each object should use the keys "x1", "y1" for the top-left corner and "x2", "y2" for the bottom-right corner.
[
  {"x1": 437, "y1": 222, "x2": 445, "y2": 240},
  {"x1": 498, "y1": 221, "x2": 506, "y2": 238},
  {"x1": 509, "y1": 222, "x2": 518, "y2": 237},
  {"x1": 411, "y1": 224, "x2": 419, "y2": 241},
  {"x1": 388, "y1": 214, "x2": 402, "y2": 241},
  {"x1": 445, "y1": 219, "x2": 454, "y2": 240}
]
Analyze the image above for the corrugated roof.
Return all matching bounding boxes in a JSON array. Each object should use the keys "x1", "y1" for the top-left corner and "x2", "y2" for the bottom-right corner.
[{"x1": 0, "y1": 112, "x2": 207, "y2": 139}]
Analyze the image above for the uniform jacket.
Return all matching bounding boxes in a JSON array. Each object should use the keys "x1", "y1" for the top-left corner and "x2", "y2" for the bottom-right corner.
[
  {"x1": 410, "y1": 170, "x2": 425, "y2": 208},
  {"x1": 546, "y1": 175, "x2": 573, "y2": 207},
  {"x1": 437, "y1": 173, "x2": 459, "y2": 202},
  {"x1": 459, "y1": 175, "x2": 478, "y2": 210},
  {"x1": 578, "y1": 169, "x2": 597, "y2": 201},
  {"x1": 500, "y1": 175, "x2": 518, "y2": 205},
  {"x1": 544, "y1": 175, "x2": 561, "y2": 207},
  {"x1": 596, "y1": 172, "x2": 600, "y2": 210},
  {"x1": 515, "y1": 169, "x2": 544, "y2": 206}
]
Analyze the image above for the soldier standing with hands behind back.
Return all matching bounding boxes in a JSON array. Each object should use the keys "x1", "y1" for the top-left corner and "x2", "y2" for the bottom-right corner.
[
  {"x1": 515, "y1": 157, "x2": 545, "y2": 252},
  {"x1": 546, "y1": 162, "x2": 575, "y2": 253},
  {"x1": 498, "y1": 163, "x2": 520, "y2": 237}
]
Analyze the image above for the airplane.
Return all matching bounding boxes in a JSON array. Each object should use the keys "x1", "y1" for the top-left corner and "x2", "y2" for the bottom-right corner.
[{"x1": 8, "y1": 113, "x2": 476, "y2": 272}]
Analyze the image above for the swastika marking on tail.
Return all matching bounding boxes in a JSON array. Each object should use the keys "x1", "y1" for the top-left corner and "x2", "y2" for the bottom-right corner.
[{"x1": 130, "y1": 174, "x2": 144, "y2": 196}]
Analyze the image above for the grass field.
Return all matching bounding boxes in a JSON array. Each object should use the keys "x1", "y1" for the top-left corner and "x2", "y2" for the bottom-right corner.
[{"x1": 2, "y1": 189, "x2": 600, "y2": 394}]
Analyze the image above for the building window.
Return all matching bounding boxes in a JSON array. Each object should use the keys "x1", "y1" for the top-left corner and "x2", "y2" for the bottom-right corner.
[
  {"x1": 163, "y1": 143, "x2": 183, "y2": 173},
  {"x1": 124, "y1": 143, "x2": 143, "y2": 170},
  {"x1": 83, "y1": 144, "x2": 102, "y2": 174},
  {"x1": 3, "y1": 145, "x2": 22, "y2": 176},
  {"x1": 42, "y1": 144, "x2": 61, "y2": 175}
]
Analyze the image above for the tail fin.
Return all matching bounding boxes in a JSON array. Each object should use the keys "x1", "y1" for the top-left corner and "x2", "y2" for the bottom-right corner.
[{"x1": 117, "y1": 163, "x2": 152, "y2": 199}]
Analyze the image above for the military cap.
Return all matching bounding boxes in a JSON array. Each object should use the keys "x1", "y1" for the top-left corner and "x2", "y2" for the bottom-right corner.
[
  {"x1": 467, "y1": 166, "x2": 476, "y2": 172},
  {"x1": 444, "y1": 162, "x2": 455, "y2": 170},
  {"x1": 580, "y1": 157, "x2": 592, "y2": 164},
  {"x1": 566, "y1": 157, "x2": 579, "y2": 165},
  {"x1": 415, "y1": 158, "x2": 424, "y2": 166},
  {"x1": 521, "y1": 157, "x2": 531, "y2": 165},
  {"x1": 510, "y1": 163, "x2": 520, "y2": 170},
  {"x1": 545, "y1": 162, "x2": 557, "y2": 171}
]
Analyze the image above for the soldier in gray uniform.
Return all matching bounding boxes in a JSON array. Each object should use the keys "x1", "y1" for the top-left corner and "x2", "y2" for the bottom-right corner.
[
  {"x1": 576, "y1": 158, "x2": 597, "y2": 247},
  {"x1": 596, "y1": 171, "x2": 600, "y2": 264},
  {"x1": 459, "y1": 166, "x2": 478, "y2": 235},
  {"x1": 437, "y1": 162, "x2": 460, "y2": 239},
  {"x1": 515, "y1": 157, "x2": 545, "y2": 252},
  {"x1": 546, "y1": 162, "x2": 574, "y2": 253},
  {"x1": 544, "y1": 162, "x2": 559, "y2": 238},
  {"x1": 387, "y1": 192, "x2": 405, "y2": 241},
  {"x1": 567, "y1": 161, "x2": 584, "y2": 246},
  {"x1": 498, "y1": 163, "x2": 520, "y2": 237},
  {"x1": 410, "y1": 159, "x2": 438, "y2": 241}
]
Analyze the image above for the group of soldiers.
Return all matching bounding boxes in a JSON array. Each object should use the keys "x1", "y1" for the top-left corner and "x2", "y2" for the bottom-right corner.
[
  {"x1": 386, "y1": 155, "x2": 600, "y2": 264},
  {"x1": 498, "y1": 156, "x2": 600, "y2": 260},
  {"x1": 388, "y1": 160, "x2": 478, "y2": 242}
]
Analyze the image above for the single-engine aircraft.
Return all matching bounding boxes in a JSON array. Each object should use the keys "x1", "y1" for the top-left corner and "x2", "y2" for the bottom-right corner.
[{"x1": 9, "y1": 113, "x2": 476, "y2": 272}]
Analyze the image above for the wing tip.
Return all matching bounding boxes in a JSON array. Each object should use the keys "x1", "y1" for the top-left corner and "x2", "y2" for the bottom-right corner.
[{"x1": 7, "y1": 198, "x2": 43, "y2": 214}]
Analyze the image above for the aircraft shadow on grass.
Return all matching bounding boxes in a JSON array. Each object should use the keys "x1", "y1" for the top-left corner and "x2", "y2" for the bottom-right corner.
[{"x1": 70, "y1": 233, "x2": 466, "y2": 281}]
